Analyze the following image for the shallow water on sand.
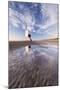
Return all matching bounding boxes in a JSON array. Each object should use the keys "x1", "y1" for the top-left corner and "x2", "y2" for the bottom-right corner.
[{"x1": 9, "y1": 44, "x2": 58, "y2": 88}]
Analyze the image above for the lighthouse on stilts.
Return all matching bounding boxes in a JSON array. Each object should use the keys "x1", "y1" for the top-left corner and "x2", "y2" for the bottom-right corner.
[{"x1": 24, "y1": 30, "x2": 32, "y2": 41}]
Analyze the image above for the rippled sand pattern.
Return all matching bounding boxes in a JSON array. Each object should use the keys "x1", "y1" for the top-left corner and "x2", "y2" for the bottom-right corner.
[{"x1": 9, "y1": 45, "x2": 58, "y2": 88}]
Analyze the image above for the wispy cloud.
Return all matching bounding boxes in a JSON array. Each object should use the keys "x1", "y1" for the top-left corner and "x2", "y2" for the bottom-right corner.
[{"x1": 8, "y1": 2, "x2": 58, "y2": 40}]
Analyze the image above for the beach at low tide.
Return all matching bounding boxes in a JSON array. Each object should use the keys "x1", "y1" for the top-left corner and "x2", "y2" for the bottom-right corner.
[{"x1": 9, "y1": 41, "x2": 58, "y2": 88}]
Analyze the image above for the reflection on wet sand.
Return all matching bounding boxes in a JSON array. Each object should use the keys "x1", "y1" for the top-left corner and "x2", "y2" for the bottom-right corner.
[{"x1": 9, "y1": 44, "x2": 58, "y2": 88}]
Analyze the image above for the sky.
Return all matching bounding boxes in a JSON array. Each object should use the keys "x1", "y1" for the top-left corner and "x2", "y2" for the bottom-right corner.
[{"x1": 8, "y1": 1, "x2": 59, "y2": 41}]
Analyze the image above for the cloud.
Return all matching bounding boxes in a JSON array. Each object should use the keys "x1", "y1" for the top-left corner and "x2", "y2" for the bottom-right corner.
[
  {"x1": 8, "y1": 2, "x2": 58, "y2": 41},
  {"x1": 9, "y1": 8, "x2": 26, "y2": 30},
  {"x1": 32, "y1": 3, "x2": 58, "y2": 36},
  {"x1": 40, "y1": 3, "x2": 58, "y2": 29},
  {"x1": 9, "y1": 8, "x2": 21, "y2": 28},
  {"x1": 9, "y1": 5, "x2": 35, "y2": 31}
]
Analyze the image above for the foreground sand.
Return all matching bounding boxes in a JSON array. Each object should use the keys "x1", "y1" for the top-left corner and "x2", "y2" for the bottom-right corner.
[{"x1": 9, "y1": 41, "x2": 58, "y2": 88}]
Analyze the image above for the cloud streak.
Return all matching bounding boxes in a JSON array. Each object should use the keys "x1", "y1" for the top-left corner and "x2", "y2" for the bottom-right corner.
[{"x1": 8, "y1": 2, "x2": 58, "y2": 40}]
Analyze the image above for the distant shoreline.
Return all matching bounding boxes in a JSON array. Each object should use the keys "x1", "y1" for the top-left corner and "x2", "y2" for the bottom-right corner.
[{"x1": 9, "y1": 38, "x2": 58, "y2": 50}]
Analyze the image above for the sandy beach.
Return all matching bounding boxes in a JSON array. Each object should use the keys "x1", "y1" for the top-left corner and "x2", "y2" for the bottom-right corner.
[
  {"x1": 9, "y1": 38, "x2": 58, "y2": 88},
  {"x1": 9, "y1": 38, "x2": 58, "y2": 49}
]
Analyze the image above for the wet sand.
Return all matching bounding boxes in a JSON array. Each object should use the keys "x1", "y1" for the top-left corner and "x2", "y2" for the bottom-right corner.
[
  {"x1": 9, "y1": 42, "x2": 58, "y2": 88},
  {"x1": 9, "y1": 38, "x2": 58, "y2": 50}
]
